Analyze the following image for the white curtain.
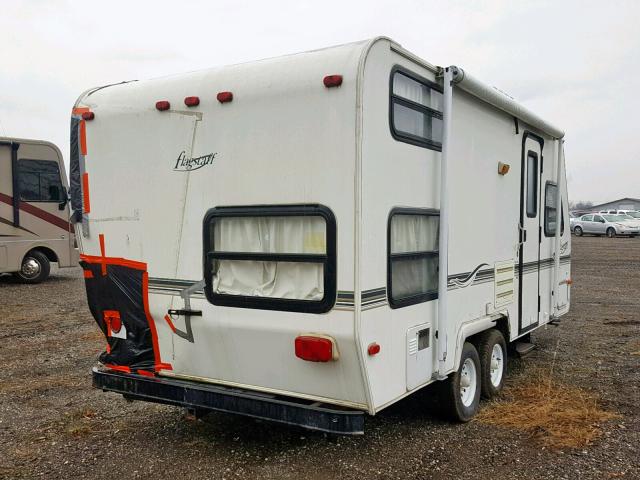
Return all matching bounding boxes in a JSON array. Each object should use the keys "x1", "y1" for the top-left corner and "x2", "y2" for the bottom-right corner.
[
  {"x1": 390, "y1": 214, "x2": 439, "y2": 300},
  {"x1": 390, "y1": 215, "x2": 439, "y2": 254},
  {"x1": 211, "y1": 216, "x2": 326, "y2": 300},
  {"x1": 392, "y1": 73, "x2": 443, "y2": 142}
]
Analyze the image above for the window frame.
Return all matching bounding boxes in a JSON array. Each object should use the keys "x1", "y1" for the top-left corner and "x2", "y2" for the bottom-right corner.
[
  {"x1": 543, "y1": 181, "x2": 565, "y2": 237},
  {"x1": 387, "y1": 207, "x2": 440, "y2": 309},
  {"x1": 525, "y1": 151, "x2": 539, "y2": 218},
  {"x1": 389, "y1": 65, "x2": 444, "y2": 152},
  {"x1": 18, "y1": 158, "x2": 64, "y2": 203},
  {"x1": 202, "y1": 204, "x2": 337, "y2": 314}
]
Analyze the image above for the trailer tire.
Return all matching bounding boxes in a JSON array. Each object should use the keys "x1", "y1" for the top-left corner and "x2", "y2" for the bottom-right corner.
[
  {"x1": 573, "y1": 226, "x2": 582, "y2": 236},
  {"x1": 14, "y1": 250, "x2": 50, "y2": 284},
  {"x1": 475, "y1": 329, "x2": 507, "y2": 399},
  {"x1": 437, "y1": 342, "x2": 481, "y2": 422},
  {"x1": 606, "y1": 227, "x2": 616, "y2": 238}
]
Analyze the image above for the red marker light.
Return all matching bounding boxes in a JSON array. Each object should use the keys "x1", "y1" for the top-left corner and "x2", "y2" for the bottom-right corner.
[
  {"x1": 156, "y1": 101, "x2": 170, "y2": 111},
  {"x1": 295, "y1": 336, "x2": 334, "y2": 362},
  {"x1": 367, "y1": 343, "x2": 381, "y2": 356},
  {"x1": 81, "y1": 111, "x2": 95, "y2": 121},
  {"x1": 323, "y1": 75, "x2": 343, "y2": 88},
  {"x1": 184, "y1": 96, "x2": 200, "y2": 107},
  {"x1": 217, "y1": 91, "x2": 233, "y2": 103}
]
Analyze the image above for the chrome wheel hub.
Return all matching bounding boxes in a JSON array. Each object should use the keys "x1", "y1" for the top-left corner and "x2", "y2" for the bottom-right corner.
[{"x1": 21, "y1": 258, "x2": 41, "y2": 278}]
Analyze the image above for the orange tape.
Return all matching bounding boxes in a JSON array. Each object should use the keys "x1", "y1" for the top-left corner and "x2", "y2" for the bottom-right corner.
[
  {"x1": 83, "y1": 270, "x2": 94, "y2": 278},
  {"x1": 163, "y1": 314, "x2": 177, "y2": 333},
  {"x1": 104, "y1": 363, "x2": 131, "y2": 373},
  {"x1": 98, "y1": 234, "x2": 106, "y2": 276},
  {"x1": 137, "y1": 369, "x2": 155, "y2": 377},
  {"x1": 79, "y1": 119, "x2": 87, "y2": 155},
  {"x1": 82, "y1": 173, "x2": 91, "y2": 213},
  {"x1": 72, "y1": 107, "x2": 90, "y2": 115}
]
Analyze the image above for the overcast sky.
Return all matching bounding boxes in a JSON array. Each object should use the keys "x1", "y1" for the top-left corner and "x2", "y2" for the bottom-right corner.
[{"x1": 1, "y1": 0, "x2": 638, "y2": 203}]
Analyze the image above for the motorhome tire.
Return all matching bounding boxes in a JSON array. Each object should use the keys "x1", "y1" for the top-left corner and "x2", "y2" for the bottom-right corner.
[
  {"x1": 573, "y1": 226, "x2": 582, "y2": 236},
  {"x1": 606, "y1": 227, "x2": 616, "y2": 238},
  {"x1": 14, "y1": 250, "x2": 50, "y2": 284},
  {"x1": 475, "y1": 329, "x2": 507, "y2": 398},
  {"x1": 438, "y1": 342, "x2": 481, "y2": 422}
]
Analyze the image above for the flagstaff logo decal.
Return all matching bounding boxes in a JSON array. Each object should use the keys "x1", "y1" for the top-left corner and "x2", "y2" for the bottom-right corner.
[{"x1": 173, "y1": 151, "x2": 218, "y2": 171}]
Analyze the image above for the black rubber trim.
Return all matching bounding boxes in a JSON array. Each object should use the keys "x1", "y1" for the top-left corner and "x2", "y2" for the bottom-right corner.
[
  {"x1": 203, "y1": 204, "x2": 337, "y2": 314},
  {"x1": 92, "y1": 367, "x2": 364, "y2": 435}
]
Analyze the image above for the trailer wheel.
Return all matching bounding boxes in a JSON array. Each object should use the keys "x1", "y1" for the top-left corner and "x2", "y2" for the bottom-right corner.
[
  {"x1": 14, "y1": 250, "x2": 50, "y2": 284},
  {"x1": 606, "y1": 227, "x2": 616, "y2": 238},
  {"x1": 438, "y1": 342, "x2": 481, "y2": 422},
  {"x1": 475, "y1": 329, "x2": 507, "y2": 399},
  {"x1": 573, "y1": 226, "x2": 582, "y2": 236}
]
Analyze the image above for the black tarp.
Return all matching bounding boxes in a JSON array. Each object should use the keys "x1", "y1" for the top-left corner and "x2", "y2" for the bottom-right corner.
[
  {"x1": 81, "y1": 260, "x2": 157, "y2": 371},
  {"x1": 69, "y1": 117, "x2": 83, "y2": 223}
]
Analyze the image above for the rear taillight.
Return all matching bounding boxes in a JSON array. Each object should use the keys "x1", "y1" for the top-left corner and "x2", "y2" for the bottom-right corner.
[
  {"x1": 82, "y1": 111, "x2": 95, "y2": 121},
  {"x1": 295, "y1": 335, "x2": 336, "y2": 362}
]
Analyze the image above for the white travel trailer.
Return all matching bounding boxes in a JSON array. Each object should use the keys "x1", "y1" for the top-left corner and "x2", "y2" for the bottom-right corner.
[
  {"x1": 1, "y1": 137, "x2": 78, "y2": 282},
  {"x1": 75, "y1": 37, "x2": 571, "y2": 434}
]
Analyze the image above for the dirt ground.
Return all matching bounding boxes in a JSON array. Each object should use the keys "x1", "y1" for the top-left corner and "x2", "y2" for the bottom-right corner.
[{"x1": 1, "y1": 236, "x2": 638, "y2": 480}]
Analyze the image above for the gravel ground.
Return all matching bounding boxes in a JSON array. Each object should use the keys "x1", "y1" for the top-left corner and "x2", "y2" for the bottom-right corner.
[{"x1": 1, "y1": 236, "x2": 638, "y2": 479}]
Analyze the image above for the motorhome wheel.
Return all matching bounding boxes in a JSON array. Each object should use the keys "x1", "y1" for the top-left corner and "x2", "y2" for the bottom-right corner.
[{"x1": 15, "y1": 251, "x2": 50, "y2": 284}]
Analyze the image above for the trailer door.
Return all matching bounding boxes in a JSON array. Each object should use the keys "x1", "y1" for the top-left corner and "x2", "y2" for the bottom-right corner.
[{"x1": 518, "y1": 136, "x2": 542, "y2": 333}]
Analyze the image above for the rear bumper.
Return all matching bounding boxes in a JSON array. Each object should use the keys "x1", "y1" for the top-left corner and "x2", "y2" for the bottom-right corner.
[{"x1": 92, "y1": 367, "x2": 365, "y2": 435}]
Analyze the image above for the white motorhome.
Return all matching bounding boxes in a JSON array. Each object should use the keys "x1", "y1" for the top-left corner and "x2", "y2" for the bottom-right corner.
[
  {"x1": 1, "y1": 137, "x2": 78, "y2": 282},
  {"x1": 75, "y1": 37, "x2": 571, "y2": 434}
]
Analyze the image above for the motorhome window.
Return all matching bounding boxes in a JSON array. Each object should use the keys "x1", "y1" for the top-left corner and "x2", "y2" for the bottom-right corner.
[
  {"x1": 390, "y1": 68, "x2": 443, "y2": 151},
  {"x1": 18, "y1": 159, "x2": 63, "y2": 202},
  {"x1": 388, "y1": 209, "x2": 439, "y2": 308},
  {"x1": 526, "y1": 152, "x2": 538, "y2": 217},
  {"x1": 203, "y1": 205, "x2": 336, "y2": 313},
  {"x1": 544, "y1": 182, "x2": 565, "y2": 236}
]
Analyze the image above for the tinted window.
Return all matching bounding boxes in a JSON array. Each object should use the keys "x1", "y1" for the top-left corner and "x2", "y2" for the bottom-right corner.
[
  {"x1": 582, "y1": 215, "x2": 593, "y2": 221},
  {"x1": 526, "y1": 152, "x2": 538, "y2": 218},
  {"x1": 18, "y1": 159, "x2": 63, "y2": 202},
  {"x1": 544, "y1": 182, "x2": 565, "y2": 236}
]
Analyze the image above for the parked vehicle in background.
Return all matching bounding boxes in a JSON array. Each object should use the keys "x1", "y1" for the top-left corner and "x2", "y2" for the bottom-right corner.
[
  {"x1": 569, "y1": 211, "x2": 586, "y2": 231},
  {"x1": 572, "y1": 213, "x2": 640, "y2": 238},
  {"x1": 623, "y1": 211, "x2": 640, "y2": 219},
  {"x1": 0, "y1": 137, "x2": 79, "y2": 283}
]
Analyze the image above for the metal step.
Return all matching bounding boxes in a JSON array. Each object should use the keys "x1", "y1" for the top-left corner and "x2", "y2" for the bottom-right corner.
[{"x1": 514, "y1": 342, "x2": 536, "y2": 357}]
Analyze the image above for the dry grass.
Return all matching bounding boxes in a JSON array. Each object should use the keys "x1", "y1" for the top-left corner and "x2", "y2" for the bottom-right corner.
[{"x1": 477, "y1": 370, "x2": 619, "y2": 449}]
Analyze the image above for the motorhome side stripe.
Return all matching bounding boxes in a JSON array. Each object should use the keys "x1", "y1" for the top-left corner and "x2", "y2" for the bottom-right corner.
[{"x1": 0, "y1": 192, "x2": 72, "y2": 232}]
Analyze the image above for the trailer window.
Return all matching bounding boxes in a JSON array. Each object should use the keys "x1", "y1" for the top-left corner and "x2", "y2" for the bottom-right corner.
[
  {"x1": 526, "y1": 152, "x2": 538, "y2": 218},
  {"x1": 203, "y1": 205, "x2": 336, "y2": 314},
  {"x1": 18, "y1": 159, "x2": 63, "y2": 202},
  {"x1": 544, "y1": 182, "x2": 565, "y2": 237},
  {"x1": 390, "y1": 67, "x2": 443, "y2": 151},
  {"x1": 388, "y1": 209, "x2": 439, "y2": 308}
]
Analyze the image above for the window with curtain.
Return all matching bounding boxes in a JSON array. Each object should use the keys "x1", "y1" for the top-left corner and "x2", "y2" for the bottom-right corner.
[
  {"x1": 388, "y1": 209, "x2": 440, "y2": 308},
  {"x1": 390, "y1": 68, "x2": 444, "y2": 151},
  {"x1": 203, "y1": 205, "x2": 336, "y2": 313},
  {"x1": 544, "y1": 182, "x2": 565, "y2": 236}
]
